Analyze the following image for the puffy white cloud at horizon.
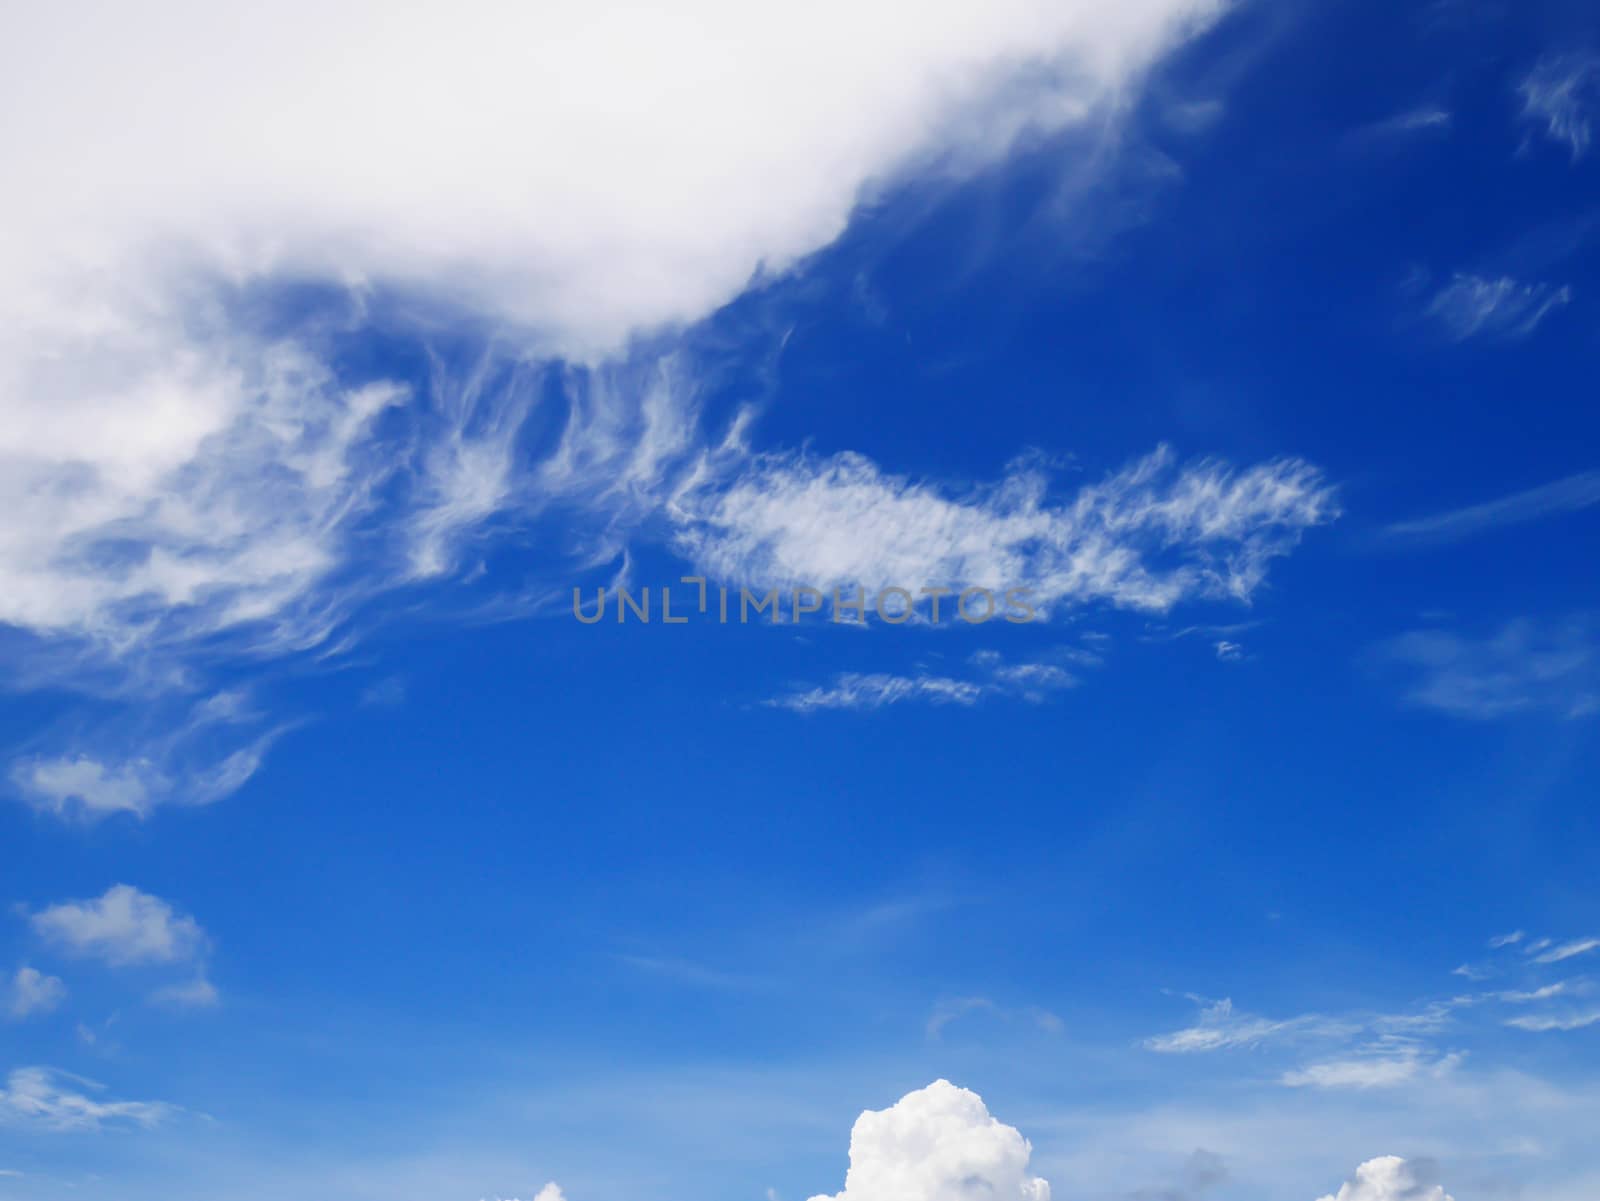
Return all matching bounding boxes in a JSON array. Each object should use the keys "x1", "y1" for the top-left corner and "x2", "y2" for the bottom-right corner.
[
  {"x1": 806, "y1": 1080, "x2": 1051, "y2": 1201},
  {"x1": 0, "y1": 0, "x2": 1227, "y2": 667},
  {"x1": 1315, "y1": 1157, "x2": 1454, "y2": 1201}
]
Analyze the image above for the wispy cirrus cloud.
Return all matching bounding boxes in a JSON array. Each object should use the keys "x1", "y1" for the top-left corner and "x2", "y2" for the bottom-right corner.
[
  {"x1": 1144, "y1": 996, "x2": 1358, "y2": 1055},
  {"x1": 1281, "y1": 1047, "x2": 1463, "y2": 1091},
  {"x1": 768, "y1": 673, "x2": 984, "y2": 713},
  {"x1": 677, "y1": 445, "x2": 1338, "y2": 617},
  {"x1": 1344, "y1": 106, "x2": 1452, "y2": 153},
  {"x1": 1423, "y1": 273, "x2": 1571, "y2": 341},
  {"x1": 1149, "y1": 930, "x2": 1600, "y2": 1094},
  {"x1": 1380, "y1": 470, "x2": 1600, "y2": 546},
  {"x1": 0, "y1": 0, "x2": 1229, "y2": 671},
  {"x1": 2, "y1": 3, "x2": 1328, "y2": 820},
  {"x1": 0, "y1": 1067, "x2": 174, "y2": 1133},
  {"x1": 925, "y1": 996, "x2": 1064, "y2": 1040},
  {"x1": 1532, "y1": 938, "x2": 1600, "y2": 966},
  {"x1": 8, "y1": 690, "x2": 288, "y2": 821},
  {"x1": 1374, "y1": 616, "x2": 1599, "y2": 721},
  {"x1": 1519, "y1": 51, "x2": 1600, "y2": 160},
  {"x1": 1504, "y1": 1011, "x2": 1600, "y2": 1033},
  {"x1": 767, "y1": 647, "x2": 1089, "y2": 713}
]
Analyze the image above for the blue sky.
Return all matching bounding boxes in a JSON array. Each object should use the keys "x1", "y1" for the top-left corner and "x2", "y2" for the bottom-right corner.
[{"x1": 2, "y1": 2, "x2": 1599, "y2": 1200}]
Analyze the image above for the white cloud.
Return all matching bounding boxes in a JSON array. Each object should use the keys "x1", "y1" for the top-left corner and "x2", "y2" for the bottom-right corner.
[
  {"x1": 1377, "y1": 616, "x2": 1600, "y2": 720},
  {"x1": 8, "y1": 690, "x2": 285, "y2": 821},
  {"x1": 5, "y1": 968, "x2": 66, "y2": 1021},
  {"x1": 770, "y1": 673, "x2": 984, "y2": 713},
  {"x1": 30, "y1": 885, "x2": 207, "y2": 967},
  {"x1": 483, "y1": 1187, "x2": 565, "y2": 1201},
  {"x1": 1381, "y1": 470, "x2": 1600, "y2": 546},
  {"x1": 1345, "y1": 107, "x2": 1452, "y2": 152},
  {"x1": 1144, "y1": 998, "x2": 1351, "y2": 1054},
  {"x1": 1281, "y1": 1049, "x2": 1461, "y2": 1090},
  {"x1": 677, "y1": 445, "x2": 1337, "y2": 615},
  {"x1": 0, "y1": 1067, "x2": 173, "y2": 1133},
  {"x1": 926, "y1": 997, "x2": 1063, "y2": 1039},
  {"x1": 1424, "y1": 274, "x2": 1571, "y2": 341},
  {"x1": 1519, "y1": 52, "x2": 1600, "y2": 160},
  {"x1": 0, "y1": 0, "x2": 1226, "y2": 666},
  {"x1": 1531, "y1": 938, "x2": 1600, "y2": 965},
  {"x1": 1505, "y1": 1011, "x2": 1600, "y2": 1033},
  {"x1": 806, "y1": 1080, "x2": 1050, "y2": 1201},
  {"x1": 1316, "y1": 1157, "x2": 1454, "y2": 1201},
  {"x1": 1489, "y1": 931, "x2": 1526, "y2": 948},
  {"x1": 150, "y1": 975, "x2": 221, "y2": 1010},
  {"x1": 768, "y1": 649, "x2": 1083, "y2": 713}
]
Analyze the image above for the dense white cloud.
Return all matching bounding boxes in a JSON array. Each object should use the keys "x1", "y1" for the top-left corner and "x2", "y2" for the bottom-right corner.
[
  {"x1": 5, "y1": 968, "x2": 66, "y2": 1021},
  {"x1": 30, "y1": 885, "x2": 208, "y2": 967},
  {"x1": 807, "y1": 1080, "x2": 1050, "y2": 1201},
  {"x1": 0, "y1": 1067, "x2": 173, "y2": 1133},
  {"x1": 1315, "y1": 1157, "x2": 1454, "y2": 1201},
  {"x1": 0, "y1": 0, "x2": 1226, "y2": 665}
]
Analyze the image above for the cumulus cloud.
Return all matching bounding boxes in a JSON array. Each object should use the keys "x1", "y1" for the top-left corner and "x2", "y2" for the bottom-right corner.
[
  {"x1": 1315, "y1": 1157, "x2": 1454, "y2": 1201},
  {"x1": 806, "y1": 1080, "x2": 1050, "y2": 1201},
  {"x1": 30, "y1": 885, "x2": 208, "y2": 968},
  {"x1": 1424, "y1": 274, "x2": 1571, "y2": 341},
  {"x1": 5, "y1": 969, "x2": 66, "y2": 1021},
  {"x1": 0, "y1": 0, "x2": 1226, "y2": 669},
  {"x1": 0, "y1": 1067, "x2": 173, "y2": 1133}
]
